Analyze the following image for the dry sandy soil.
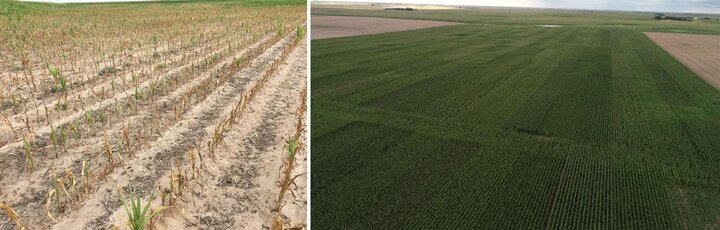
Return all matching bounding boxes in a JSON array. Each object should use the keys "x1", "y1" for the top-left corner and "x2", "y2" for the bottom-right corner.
[
  {"x1": 0, "y1": 15, "x2": 306, "y2": 230},
  {"x1": 645, "y1": 32, "x2": 720, "y2": 89},
  {"x1": 311, "y1": 15, "x2": 459, "y2": 40}
]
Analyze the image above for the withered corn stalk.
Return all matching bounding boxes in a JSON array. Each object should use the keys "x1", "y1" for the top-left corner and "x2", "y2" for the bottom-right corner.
[
  {"x1": 207, "y1": 30, "x2": 302, "y2": 158},
  {"x1": 0, "y1": 203, "x2": 25, "y2": 230},
  {"x1": 272, "y1": 85, "x2": 307, "y2": 230}
]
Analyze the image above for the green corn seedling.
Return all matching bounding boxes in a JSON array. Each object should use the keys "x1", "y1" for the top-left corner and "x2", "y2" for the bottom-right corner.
[
  {"x1": 286, "y1": 136, "x2": 298, "y2": 160},
  {"x1": 59, "y1": 75, "x2": 67, "y2": 91},
  {"x1": 23, "y1": 138, "x2": 34, "y2": 170},
  {"x1": 119, "y1": 189, "x2": 165, "y2": 230},
  {"x1": 296, "y1": 25, "x2": 305, "y2": 39}
]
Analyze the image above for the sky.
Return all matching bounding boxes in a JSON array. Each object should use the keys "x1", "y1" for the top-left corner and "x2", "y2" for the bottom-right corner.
[{"x1": 315, "y1": 0, "x2": 720, "y2": 14}]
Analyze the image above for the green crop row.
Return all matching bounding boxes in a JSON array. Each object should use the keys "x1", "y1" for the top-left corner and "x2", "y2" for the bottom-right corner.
[{"x1": 312, "y1": 12, "x2": 720, "y2": 229}]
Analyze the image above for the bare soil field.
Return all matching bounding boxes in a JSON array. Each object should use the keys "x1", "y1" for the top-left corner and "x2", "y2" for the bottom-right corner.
[
  {"x1": 645, "y1": 32, "x2": 720, "y2": 89},
  {"x1": 311, "y1": 15, "x2": 459, "y2": 40},
  {"x1": 0, "y1": 2, "x2": 306, "y2": 229}
]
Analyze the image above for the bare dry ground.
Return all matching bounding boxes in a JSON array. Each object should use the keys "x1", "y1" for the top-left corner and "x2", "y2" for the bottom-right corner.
[
  {"x1": 0, "y1": 3, "x2": 306, "y2": 229},
  {"x1": 2, "y1": 34, "x2": 307, "y2": 230},
  {"x1": 645, "y1": 32, "x2": 720, "y2": 89},
  {"x1": 311, "y1": 15, "x2": 459, "y2": 40}
]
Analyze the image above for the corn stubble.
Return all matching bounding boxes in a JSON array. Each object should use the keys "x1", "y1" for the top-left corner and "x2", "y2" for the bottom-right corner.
[
  {"x1": 0, "y1": 203, "x2": 25, "y2": 230},
  {"x1": 0, "y1": 2, "x2": 304, "y2": 228},
  {"x1": 149, "y1": 27, "x2": 305, "y2": 228},
  {"x1": 45, "y1": 161, "x2": 95, "y2": 220},
  {"x1": 272, "y1": 87, "x2": 307, "y2": 230}
]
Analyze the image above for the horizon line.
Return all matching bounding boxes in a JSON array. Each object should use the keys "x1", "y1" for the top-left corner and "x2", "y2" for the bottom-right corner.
[{"x1": 312, "y1": 0, "x2": 720, "y2": 15}]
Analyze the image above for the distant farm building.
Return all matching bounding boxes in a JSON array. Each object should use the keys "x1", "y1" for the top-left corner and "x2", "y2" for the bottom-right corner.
[
  {"x1": 385, "y1": 7, "x2": 417, "y2": 11},
  {"x1": 654, "y1": 13, "x2": 693, "y2": 21}
]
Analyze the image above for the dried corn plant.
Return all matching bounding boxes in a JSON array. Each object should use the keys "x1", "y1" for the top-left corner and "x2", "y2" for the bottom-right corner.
[
  {"x1": 272, "y1": 87, "x2": 307, "y2": 230},
  {"x1": 0, "y1": 203, "x2": 25, "y2": 230}
]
